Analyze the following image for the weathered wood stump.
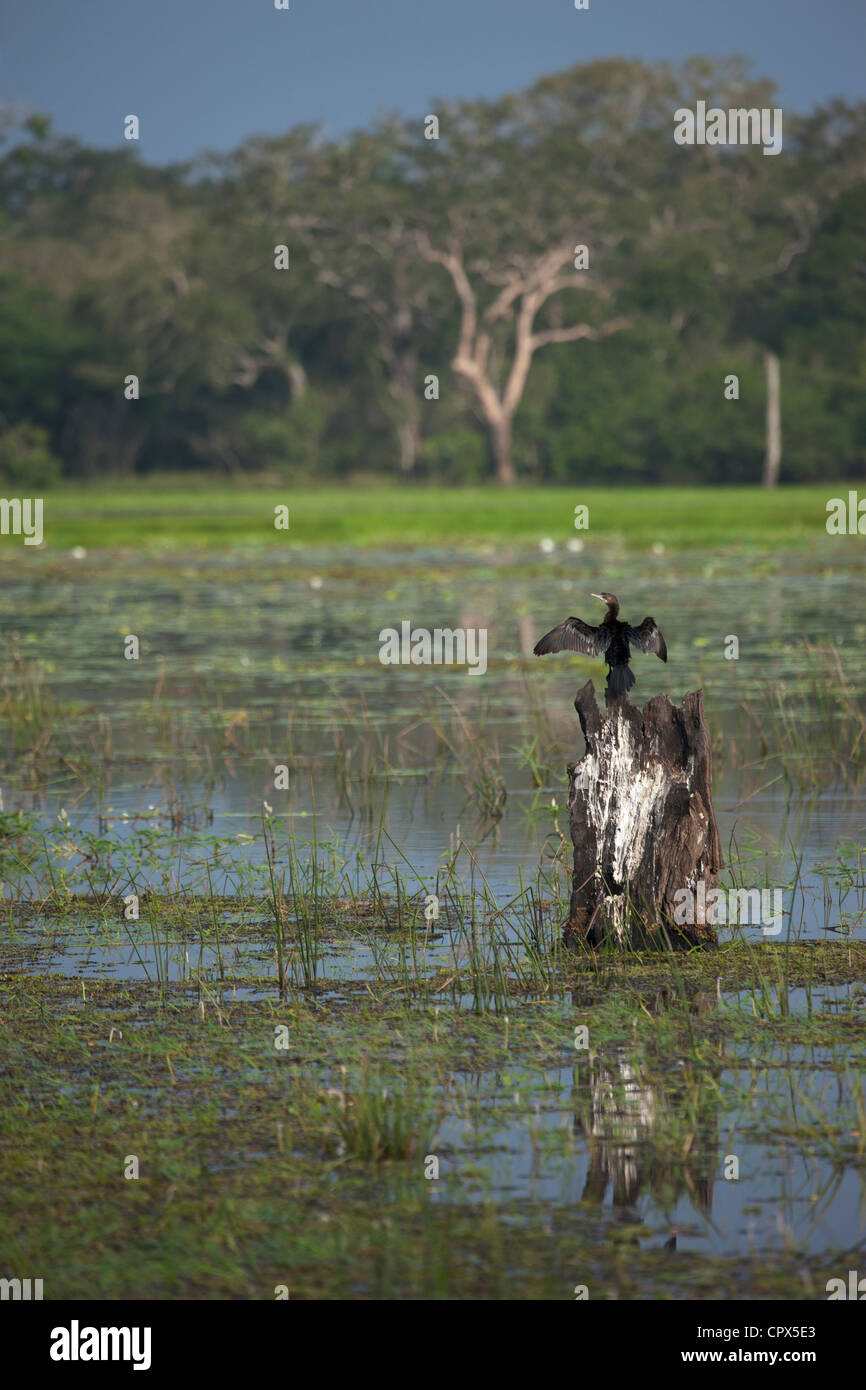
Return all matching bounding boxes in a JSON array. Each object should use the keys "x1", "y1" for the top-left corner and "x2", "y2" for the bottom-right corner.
[{"x1": 564, "y1": 682, "x2": 721, "y2": 950}]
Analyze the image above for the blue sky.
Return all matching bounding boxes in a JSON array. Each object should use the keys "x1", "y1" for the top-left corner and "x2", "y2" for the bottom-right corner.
[{"x1": 3, "y1": 0, "x2": 864, "y2": 163}]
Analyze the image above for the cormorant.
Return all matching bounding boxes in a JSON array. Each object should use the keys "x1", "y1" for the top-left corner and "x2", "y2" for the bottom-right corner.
[{"x1": 533, "y1": 592, "x2": 667, "y2": 696}]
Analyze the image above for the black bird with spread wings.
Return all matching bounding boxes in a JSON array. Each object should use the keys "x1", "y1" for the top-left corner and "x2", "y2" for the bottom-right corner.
[{"x1": 533, "y1": 592, "x2": 667, "y2": 697}]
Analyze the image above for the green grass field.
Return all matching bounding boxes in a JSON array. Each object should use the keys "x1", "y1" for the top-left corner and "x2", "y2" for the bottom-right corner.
[{"x1": 0, "y1": 480, "x2": 850, "y2": 552}]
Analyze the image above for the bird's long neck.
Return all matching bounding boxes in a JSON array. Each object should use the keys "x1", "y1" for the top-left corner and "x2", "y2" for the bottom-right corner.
[{"x1": 604, "y1": 598, "x2": 620, "y2": 622}]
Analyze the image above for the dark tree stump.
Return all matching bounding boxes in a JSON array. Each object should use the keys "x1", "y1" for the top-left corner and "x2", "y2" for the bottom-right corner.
[{"x1": 564, "y1": 682, "x2": 721, "y2": 950}]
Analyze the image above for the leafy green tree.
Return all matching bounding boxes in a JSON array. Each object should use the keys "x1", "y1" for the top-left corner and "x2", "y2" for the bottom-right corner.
[{"x1": 0, "y1": 418, "x2": 61, "y2": 488}]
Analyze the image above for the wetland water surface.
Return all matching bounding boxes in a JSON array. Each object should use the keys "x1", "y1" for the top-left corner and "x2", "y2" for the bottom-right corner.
[{"x1": 2, "y1": 540, "x2": 865, "y2": 1297}]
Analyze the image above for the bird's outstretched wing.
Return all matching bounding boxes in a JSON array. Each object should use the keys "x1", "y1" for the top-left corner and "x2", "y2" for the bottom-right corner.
[
  {"x1": 626, "y1": 618, "x2": 667, "y2": 662},
  {"x1": 533, "y1": 617, "x2": 610, "y2": 658}
]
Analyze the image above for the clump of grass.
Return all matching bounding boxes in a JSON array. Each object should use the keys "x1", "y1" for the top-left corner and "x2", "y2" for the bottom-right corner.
[
  {"x1": 743, "y1": 641, "x2": 866, "y2": 789},
  {"x1": 318, "y1": 1063, "x2": 436, "y2": 1162},
  {"x1": 511, "y1": 671, "x2": 561, "y2": 787},
  {"x1": 262, "y1": 808, "x2": 324, "y2": 992},
  {"x1": 425, "y1": 687, "x2": 507, "y2": 827}
]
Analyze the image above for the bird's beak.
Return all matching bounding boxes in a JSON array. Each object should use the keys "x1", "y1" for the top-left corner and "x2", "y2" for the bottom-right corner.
[{"x1": 590, "y1": 593, "x2": 604, "y2": 601}]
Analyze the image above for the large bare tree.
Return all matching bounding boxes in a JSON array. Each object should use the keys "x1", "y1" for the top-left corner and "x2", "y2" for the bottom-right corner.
[
  {"x1": 414, "y1": 230, "x2": 627, "y2": 484},
  {"x1": 402, "y1": 62, "x2": 687, "y2": 484}
]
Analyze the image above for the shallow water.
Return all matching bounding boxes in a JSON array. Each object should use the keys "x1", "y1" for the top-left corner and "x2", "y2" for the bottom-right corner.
[
  {"x1": 3, "y1": 540, "x2": 866, "y2": 1293},
  {"x1": 7, "y1": 916, "x2": 864, "y2": 1263},
  {"x1": 3, "y1": 541, "x2": 865, "y2": 937}
]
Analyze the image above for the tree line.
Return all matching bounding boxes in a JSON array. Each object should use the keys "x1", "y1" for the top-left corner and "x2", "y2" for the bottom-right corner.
[{"x1": 0, "y1": 57, "x2": 863, "y2": 488}]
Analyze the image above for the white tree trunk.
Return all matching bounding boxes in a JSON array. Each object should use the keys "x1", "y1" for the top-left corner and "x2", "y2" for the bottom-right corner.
[
  {"x1": 762, "y1": 349, "x2": 781, "y2": 489},
  {"x1": 566, "y1": 683, "x2": 721, "y2": 950}
]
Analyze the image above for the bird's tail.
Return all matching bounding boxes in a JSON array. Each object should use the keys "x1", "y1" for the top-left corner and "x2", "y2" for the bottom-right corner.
[{"x1": 607, "y1": 664, "x2": 635, "y2": 695}]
